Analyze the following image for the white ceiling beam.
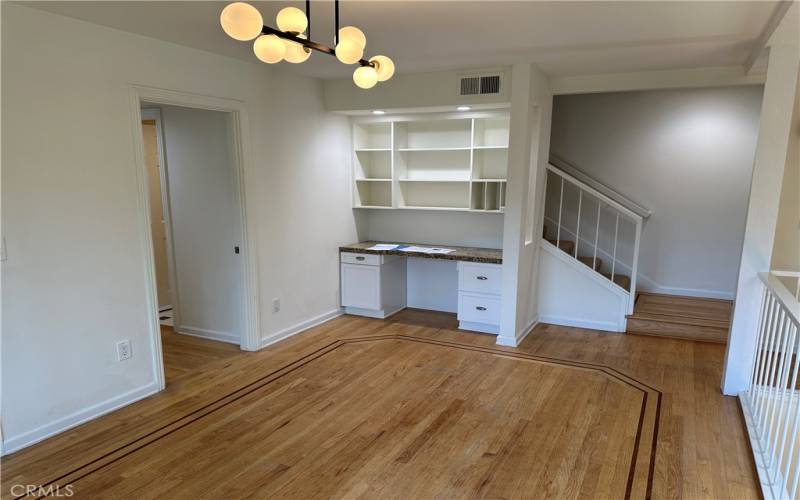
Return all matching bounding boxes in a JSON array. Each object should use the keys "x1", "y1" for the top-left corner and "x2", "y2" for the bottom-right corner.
[
  {"x1": 550, "y1": 66, "x2": 765, "y2": 95},
  {"x1": 744, "y1": 1, "x2": 795, "y2": 75}
]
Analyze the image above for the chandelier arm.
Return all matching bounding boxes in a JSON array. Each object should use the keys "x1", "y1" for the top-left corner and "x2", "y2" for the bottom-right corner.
[
  {"x1": 306, "y1": 0, "x2": 311, "y2": 40},
  {"x1": 260, "y1": 25, "x2": 375, "y2": 67},
  {"x1": 334, "y1": 0, "x2": 340, "y2": 46}
]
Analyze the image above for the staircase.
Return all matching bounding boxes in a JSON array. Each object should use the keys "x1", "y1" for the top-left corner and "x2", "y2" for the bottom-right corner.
[
  {"x1": 542, "y1": 225, "x2": 632, "y2": 291},
  {"x1": 626, "y1": 292, "x2": 732, "y2": 343},
  {"x1": 541, "y1": 162, "x2": 644, "y2": 320}
]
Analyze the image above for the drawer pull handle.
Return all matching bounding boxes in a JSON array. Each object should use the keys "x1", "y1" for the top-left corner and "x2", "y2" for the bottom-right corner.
[
  {"x1": 476, "y1": 276, "x2": 488, "y2": 280},
  {"x1": 475, "y1": 306, "x2": 487, "y2": 311},
  {"x1": 356, "y1": 256, "x2": 365, "y2": 261}
]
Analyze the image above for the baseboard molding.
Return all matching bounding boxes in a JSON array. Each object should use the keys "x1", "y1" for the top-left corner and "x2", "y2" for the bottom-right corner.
[
  {"x1": 2, "y1": 382, "x2": 160, "y2": 456},
  {"x1": 260, "y1": 308, "x2": 343, "y2": 349},
  {"x1": 175, "y1": 325, "x2": 239, "y2": 345},
  {"x1": 496, "y1": 315, "x2": 539, "y2": 347},
  {"x1": 539, "y1": 314, "x2": 623, "y2": 333}
]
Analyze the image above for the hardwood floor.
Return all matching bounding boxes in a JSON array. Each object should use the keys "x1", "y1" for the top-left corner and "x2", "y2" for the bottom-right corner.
[
  {"x1": 627, "y1": 293, "x2": 733, "y2": 343},
  {"x1": 2, "y1": 310, "x2": 758, "y2": 499},
  {"x1": 161, "y1": 326, "x2": 240, "y2": 380}
]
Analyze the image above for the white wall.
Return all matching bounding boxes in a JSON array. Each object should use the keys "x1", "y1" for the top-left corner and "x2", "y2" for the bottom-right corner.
[
  {"x1": 550, "y1": 86, "x2": 764, "y2": 299},
  {"x1": 498, "y1": 64, "x2": 553, "y2": 346},
  {"x1": 159, "y1": 105, "x2": 243, "y2": 343},
  {"x1": 1, "y1": 4, "x2": 358, "y2": 452},
  {"x1": 771, "y1": 76, "x2": 800, "y2": 272},
  {"x1": 365, "y1": 210, "x2": 503, "y2": 249},
  {"x1": 537, "y1": 242, "x2": 629, "y2": 332},
  {"x1": 324, "y1": 68, "x2": 511, "y2": 113},
  {"x1": 723, "y1": 3, "x2": 799, "y2": 395}
]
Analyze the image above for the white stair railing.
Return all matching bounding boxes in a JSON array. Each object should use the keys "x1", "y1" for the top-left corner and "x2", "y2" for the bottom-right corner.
[
  {"x1": 741, "y1": 271, "x2": 800, "y2": 499},
  {"x1": 545, "y1": 163, "x2": 645, "y2": 314}
]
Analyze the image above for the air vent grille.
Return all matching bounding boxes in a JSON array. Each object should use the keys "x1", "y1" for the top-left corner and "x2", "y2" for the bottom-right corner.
[
  {"x1": 480, "y1": 75, "x2": 500, "y2": 94},
  {"x1": 460, "y1": 77, "x2": 479, "y2": 96},
  {"x1": 459, "y1": 74, "x2": 501, "y2": 96}
]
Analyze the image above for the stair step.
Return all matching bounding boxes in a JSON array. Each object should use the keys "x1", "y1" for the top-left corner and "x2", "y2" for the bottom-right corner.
[
  {"x1": 626, "y1": 316, "x2": 729, "y2": 343},
  {"x1": 545, "y1": 238, "x2": 575, "y2": 254},
  {"x1": 577, "y1": 256, "x2": 602, "y2": 271},
  {"x1": 601, "y1": 273, "x2": 631, "y2": 290},
  {"x1": 626, "y1": 293, "x2": 732, "y2": 343}
]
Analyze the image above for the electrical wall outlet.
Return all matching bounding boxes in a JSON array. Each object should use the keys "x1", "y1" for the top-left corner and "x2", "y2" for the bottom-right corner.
[
  {"x1": 272, "y1": 298, "x2": 280, "y2": 313},
  {"x1": 116, "y1": 340, "x2": 132, "y2": 361}
]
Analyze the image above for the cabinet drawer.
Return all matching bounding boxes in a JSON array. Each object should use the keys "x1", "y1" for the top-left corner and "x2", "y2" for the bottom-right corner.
[
  {"x1": 458, "y1": 292, "x2": 501, "y2": 325},
  {"x1": 341, "y1": 252, "x2": 382, "y2": 266},
  {"x1": 458, "y1": 262, "x2": 502, "y2": 294}
]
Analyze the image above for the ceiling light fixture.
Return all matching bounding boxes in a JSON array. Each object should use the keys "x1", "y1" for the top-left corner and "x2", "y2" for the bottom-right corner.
[
  {"x1": 220, "y1": 1, "x2": 395, "y2": 90},
  {"x1": 371, "y1": 110, "x2": 386, "y2": 115},
  {"x1": 457, "y1": 106, "x2": 471, "y2": 111}
]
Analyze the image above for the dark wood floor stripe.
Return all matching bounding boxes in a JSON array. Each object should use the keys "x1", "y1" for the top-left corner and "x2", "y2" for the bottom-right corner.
[{"x1": 21, "y1": 334, "x2": 662, "y2": 499}]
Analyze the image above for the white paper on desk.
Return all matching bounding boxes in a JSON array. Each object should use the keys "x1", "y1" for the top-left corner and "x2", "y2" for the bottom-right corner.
[
  {"x1": 398, "y1": 246, "x2": 456, "y2": 254},
  {"x1": 398, "y1": 245, "x2": 433, "y2": 253},
  {"x1": 367, "y1": 243, "x2": 400, "y2": 251}
]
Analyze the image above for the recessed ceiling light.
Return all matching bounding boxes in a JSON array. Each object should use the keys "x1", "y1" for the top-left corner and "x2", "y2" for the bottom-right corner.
[
  {"x1": 372, "y1": 110, "x2": 386, "y2": 115},
  {"x1": 457, "y1": 106, "x2": 471, "y2": 111}
]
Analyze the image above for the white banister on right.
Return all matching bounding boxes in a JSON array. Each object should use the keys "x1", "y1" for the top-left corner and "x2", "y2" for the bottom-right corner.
[{"x1": 741, "y1": 272, "x2": 800, "y2": 499}]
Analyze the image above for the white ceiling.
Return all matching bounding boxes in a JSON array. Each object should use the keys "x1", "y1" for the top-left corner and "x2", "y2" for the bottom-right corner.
[{"x1": 25, "y1": 1, "x2": 784, "y2": 80}]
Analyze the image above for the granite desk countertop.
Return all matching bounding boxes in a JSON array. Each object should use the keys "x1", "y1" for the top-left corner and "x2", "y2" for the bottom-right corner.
[{"x1": 339, "y1": 241, "x2": 503, "y2": 264}]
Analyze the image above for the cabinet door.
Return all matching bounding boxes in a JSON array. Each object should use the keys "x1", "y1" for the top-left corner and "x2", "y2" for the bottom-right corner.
[{"x1": 341, "y1": 263, "x2": 381, "y2": 310}]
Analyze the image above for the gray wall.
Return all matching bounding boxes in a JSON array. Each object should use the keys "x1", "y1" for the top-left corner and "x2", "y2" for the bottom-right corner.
[{"x1": 550, "y1": 85, "x2": 764, "y2": 299}]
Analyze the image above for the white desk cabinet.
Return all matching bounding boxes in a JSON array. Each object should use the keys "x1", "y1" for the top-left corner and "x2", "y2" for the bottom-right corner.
[
  {"x1": 457, "y1": 262, "x2": 503, "y2": 334},
  {"x1": 341, "y1": 253, "x2": 406, "y2": 318}
]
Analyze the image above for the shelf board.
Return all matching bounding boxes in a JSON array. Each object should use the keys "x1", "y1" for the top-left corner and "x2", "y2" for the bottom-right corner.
[
  {"x1": 473, "y1": 145, "x2": 509, "y2": 150},
  {"x1": 353, "y1": 205, "x2": 393, "y2": 209},
  {"x1": 355, "y1": 178, "x2": 392, "y2": 182},
  {"x1": 355, "y1": 148, "x2": 391, "y2": 152},
  {"x1": 472, "y1": 179, "x2": 508, "y2": 182},
  {"x1": 397, "y1": 147, "x2": 471, "y2": 152},
  {"x1": 469, "y1": 209, "x2": 505, "y2": 213},
  {"x1": 397, "y1": 206, "x2": 472, "y2": 212},
  {"x1": 399, "y1": 178, "x2": 471, "y2": 183}
]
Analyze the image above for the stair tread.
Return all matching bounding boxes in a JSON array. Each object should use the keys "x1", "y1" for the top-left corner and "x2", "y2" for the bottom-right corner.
[
  {"x1": 627, "y1": 329, "x2": 728, "y2": 344},
  {"x1": 601, "y1": 272, "x2": 631, "y2": 290},
  {"x1": 577, "y1": 256, "x2": 602, "y2": 271},
  {"x1": 626, "y1": 311, "x2": 730, "y2": 329},
  {"x1": 545, "y1": 238, "x2": 575, "y2": 253}
]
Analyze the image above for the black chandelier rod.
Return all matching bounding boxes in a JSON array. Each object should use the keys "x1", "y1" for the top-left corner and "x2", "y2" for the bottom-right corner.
[{"x1": 260, "y1": 0, "x2": 374, "y2": 67}]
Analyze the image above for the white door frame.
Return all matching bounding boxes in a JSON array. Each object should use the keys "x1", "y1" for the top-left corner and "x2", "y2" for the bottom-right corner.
[{"x1": 128, "y1": 85, "x2": 262, "y2": 391}]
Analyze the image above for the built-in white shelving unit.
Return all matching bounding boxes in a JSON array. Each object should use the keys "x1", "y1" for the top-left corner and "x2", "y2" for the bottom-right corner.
[{"x1": 352, "y1": 113, "x2": 509, "y2": 212}]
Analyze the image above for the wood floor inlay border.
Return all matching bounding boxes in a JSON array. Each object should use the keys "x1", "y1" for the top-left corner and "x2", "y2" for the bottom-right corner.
[{"x1": 19, "y1": 335, "x2": 662, "y2": 499}]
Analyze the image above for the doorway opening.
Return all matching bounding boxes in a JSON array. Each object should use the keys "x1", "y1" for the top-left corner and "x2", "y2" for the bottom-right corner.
[{"x1": 133, "y1": 87, "x2": 259, "y2": 389}]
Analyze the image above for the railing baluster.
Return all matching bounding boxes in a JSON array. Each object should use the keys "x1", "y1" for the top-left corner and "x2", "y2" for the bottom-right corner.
[
  {"x1": 773, "y1": 323, "x2": 799, "y2": 491},
  {"x1": 593, "y1": 200, "x2": 601, "y2": 271},
  {"x1": 574, "y1": 191, "x2": 582, "y2": 258},
  {"x1": 756, "y1": 299, "x2": 781, "y2": 422},
  {"x1": 764, "y1": 311, "x2": 792, "y2": 465},
  {"x1": 750, "y1": 287, "x2": 770, "y2": 393},
  {"x1": 556, "y1": 177, "x2": 564, "y2": 250},
  {"x1": 754, "y1": 295, "x2": 777, "y2": 415},
  {"x1": 611, "y1": 213, "x2": 619, "y2": 281}
]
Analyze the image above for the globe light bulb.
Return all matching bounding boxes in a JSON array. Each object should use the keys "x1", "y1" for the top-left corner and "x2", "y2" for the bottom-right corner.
[
  {"x1": 369, "y1": 55, "x2": 395, "y2": 82},
  {"x1": 220, "y1": 2, "x2": 263, "y2": 41},
  {"x1": 284, "y1": 34, "x2": 311, "y2": 64},
  {"x1": 276, "y1": 7, "x2": 308, "y2": 33},
  {"x1": 338, "y1": 26, "x2": 366, "y2": 49},
  {"x1": 353, "y1": 65, "x2": 378, "y2": 89},
  {"x1": 253, "y1": 34, "x2": 286, "y2": 63},
  {"x1": 335, "y1": 38, "x2": 364, "y2": 65}
]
